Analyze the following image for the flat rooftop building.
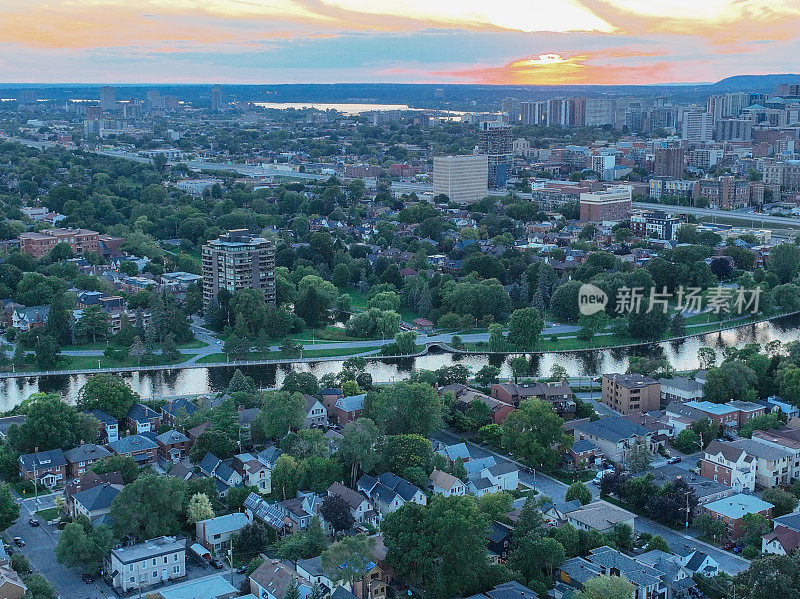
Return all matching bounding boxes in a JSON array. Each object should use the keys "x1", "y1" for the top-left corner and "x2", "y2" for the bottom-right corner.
[
  {"x1": 433, "y1": 155, "x2": 488, "y2": 205},
  {"x1": 202, "y1": 229, "x2": 275, "y2": 308}
]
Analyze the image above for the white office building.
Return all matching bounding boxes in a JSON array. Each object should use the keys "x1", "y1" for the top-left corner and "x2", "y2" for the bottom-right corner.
[{"x1": 433, "y1": 155, "x2": 488, "y2": 204}]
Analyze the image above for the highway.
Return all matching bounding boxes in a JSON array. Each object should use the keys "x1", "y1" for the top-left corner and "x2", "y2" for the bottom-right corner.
[{"x1": 631, "y1": 202, "x2": 800, "y2": 228}]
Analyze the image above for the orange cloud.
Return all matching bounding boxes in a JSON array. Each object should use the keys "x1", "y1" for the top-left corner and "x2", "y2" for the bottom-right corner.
[{"x1": 435, "y1": 52, "x2": 689, "y2": 85}]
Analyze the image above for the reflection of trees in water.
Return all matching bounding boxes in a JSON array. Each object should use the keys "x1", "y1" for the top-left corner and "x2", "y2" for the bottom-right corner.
[
  {"x1": 488, "y1": 354, "x2": 506, "y2": 369},
  {"x1": 37, "y1": 373, "x2": 72, "y2": 397},
  {"x1": 669, "y1": 337, "x2": 687, "y2": 354},
  {"x1": 575, "y1": 352, "x2": 600, "y2": 377},
  {"x1": 382, "y1": 357, "x2": 415, "y2": 373},
  {"x1": 628, "y1": 344, "x2": 666, "y2": 361}
]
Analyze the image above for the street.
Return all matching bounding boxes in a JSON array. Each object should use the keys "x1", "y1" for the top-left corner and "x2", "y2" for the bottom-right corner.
[{"x1": 430, "y1": 430, "x2": 750, "y2": 575}]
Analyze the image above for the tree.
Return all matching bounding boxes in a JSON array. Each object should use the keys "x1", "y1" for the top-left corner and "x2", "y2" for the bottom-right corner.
[
  {"x1": 337, "y1": 418, "x2": 382, "y2": 486},
  {"x1": 92, "y1": 455, "x2": 140, "y2": 484},
  {"x1": 34, "y1": 334, "x2": 61, "y2": 369},
  {"x1": 565, "y1": 482, "x2": 592, "y2": 506},
  {"x1": 320, "y1": 494, "x2": 355, "y2": 535},
  {"x1": 698, "y1": 347, "x2": 717, "y2": 370},
  {"x1": 321, "y1": 533, "x2": 375, "y2": 586},
  {"x1": 189, "y1": 430, "x2": 236, "y2": 463},
  {"x1": 733, "y1": 553, "x2": 800, "y2": 599},
  {"x1": 762, "y1": 488, "x2": 799, "y2": 517},
  {"x1": 477, "y1": 492, "x2": 514, "y2": 523},
  {"x1": 511, "y1": 533, "x2": 566, "y2": 580},
  {"x1": 272, "y1": 455, "x2": 301, "y2": 500},
  {"x1": 738, "y1": 413, "x2": 782, "y2": 439},
  {"x1": 694, "y1": 513, "x2": 727, "y2": 542},
  {"x1": 645, "y1": 535, "x2": 671, "y2": 553},
  {"x1": 549, "y1": 281, "x2": 582, "y2": 323},
  {"x1": 75, "y1": 305, "x2": 111, "y2": 343},
  {"x1": 626, "y1": 444, "x2": 652, "y2": 474},
  {"x1": 577, "y1": 575, "x2": 635, "y2": 599},
  {"x1": 252, "y1": 391, "x2": 305, "y2": 441},
  {"x1": 275, "y1": 516, "x2": 327, "y2": 560},
  {"x1": 22, "y1": 574, "x2": 57, "y2": 599},
  {"x1": 109, "y1": 474, "x2": 187, "y2": 540},
  {"x1": 553, "y1": 523, "x2": 580, "y2": 558},
  {"x1": 186, "y1": 493, "x2": 215, "y2": 524},
  {"x1": 77, "y1": 374, "x2": 140, "y2": 421},
  {"x1": 741, "y1": 513, "x2": 771, "y2": 548},
  {"x1": 646, "y1": 478, "x2": 698, "y2": 528},
  {"x1": 606, "y1": 522, "x2": 634, "y2": 551},
  {"x1": 234, "y1": 522, "x2": 273, "y2": 559},
  {"x1": 767, "y1": 243, "x2": 800, "y2": 284},
  {"x1": 283, "y1": 578, "x2": 301, "y2": 599},
  {"x1": 55, "y1": 522, "x2": 113, "y2": 574},
  {"x1": 502, "y1": 399, "x2": 569, "y2": 471},
  {"x1": 366, "y1": 382, "x2": 443, "y2": 436},
  {"x1": 672, "y1": 429, "x2": 701, "y2": 453},
  {"x1": 474, "y1": 365, "x2": 500, "y2": 388},
  {"x1": 227, "y1": 369, "x2": 256, "y2": 394},
  {"x1": 703, "y1": 362, "x2": 758, "y2": 403},
  {"x1": 382, "y1": 496, "x2": 490, "y2": 599},
  {"x1": 509, "y1": 356, "x2": 529, "y2": 383},
  {"x1": 487, "y1": 324, "x2": 507, "y2": 353},
  {"x1": 507, "y1": 307, "x2": 544, "y2": 350},
  {"x1": 382, "y1": 434, "x2": 434, "y2": 474},
  {"x1": 282, "y1": 371, "x2": 319, "y2": 396},
  {"x1": 7, "y1": 394, "x2": 98, "y2": 454},
  {"x1": 0, "y1": 484, "x2": 19, "y2": 531}
]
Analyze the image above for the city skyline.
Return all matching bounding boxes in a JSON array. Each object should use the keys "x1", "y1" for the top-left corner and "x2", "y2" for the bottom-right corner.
[{"x1": 2, "y1": 0, "x2": 800, "y2": 85}]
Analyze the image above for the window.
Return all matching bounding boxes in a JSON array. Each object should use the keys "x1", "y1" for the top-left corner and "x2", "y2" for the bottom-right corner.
[
  {"x1": 129, "y1": 565, "x2": 134, "y2": 572},
  {"x1": 152, "y1": 558, "x2": 157, "y2": 566},
  {"x1": 173, "y1": 566, "x2": 180, "y2": 574},
  {"x1": 163, "y1": 556, "x2": 168, "y2": 564},
  {"x1": 153, "y1": 571, "x2": 158, "y2": 579}
]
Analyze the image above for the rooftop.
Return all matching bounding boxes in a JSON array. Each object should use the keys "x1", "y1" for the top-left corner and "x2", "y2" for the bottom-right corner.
[{"x1": 703, "y1": 493, "x2": 774, "y2": 519}]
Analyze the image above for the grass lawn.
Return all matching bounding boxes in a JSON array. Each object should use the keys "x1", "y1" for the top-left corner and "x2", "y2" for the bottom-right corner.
[
  {"x1": 35, "y1": 507, "x2": 61, "y2": 522},
  {"x1": 549, "y1": 469, "x2": 597, "y2": 485},
  {"x1": 60, "y1": 339, "x2": 207, "y2": 351},
  {"x1": 60, "y1": 354, "x2": 184, "y2": 370},
  {"x1": 195, "y1": 345, "x2": 383, "y2": 364}
]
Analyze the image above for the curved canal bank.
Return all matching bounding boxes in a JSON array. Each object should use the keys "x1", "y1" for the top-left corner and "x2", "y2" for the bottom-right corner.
[{"x1": 0, "y1": 313, "x2": 797, "y2": 410}]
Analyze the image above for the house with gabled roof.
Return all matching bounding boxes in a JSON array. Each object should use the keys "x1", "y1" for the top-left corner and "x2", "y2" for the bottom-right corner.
[
  {"x1": 125, "y1": 403, "x2": 161, "y2": 434},
  {"x1": 160, "y1": 397, "x2": 199, "y2": 426},
  {"x1": 72, "y1": 482, "x2": 122, "y2": 522},
  {"x1": 156, "y1": 429, "x2": 190, "y2": 462},
  {"x1": 198, "y1": 452, "x2": 243, "y2": 496},
  {"x1": 19, "y1": 448, "x2": 66, "y2": 487},
  {"x1": 334, "y1": 394, "x2": 365, "y2": 426},
  {"x1": 429, "y1": 469, "x2": 466, "y2": 497},
  {"x1": 84, "y1": 409, "x2": 119, "y2": 443},
  {"x1": 357, "y1": 473, "x2": 426, "y2": 518},
  {"x1": 107, "y1": 434, "x2": 158, "y2": 465},
  {"x1": 63, "y1": 443, "x2": 112, "y2": 478},
  {"x1": 325, "y1": 482, "x2": 375, "y2": 530},
  {"x1": 303, "y1": 394, "x2": 328, "y2": 428}
]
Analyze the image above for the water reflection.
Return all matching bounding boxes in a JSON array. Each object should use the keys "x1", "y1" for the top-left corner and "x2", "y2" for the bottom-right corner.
[{"x1": 0, "y1": 315, "x2": 797, "y2": 409}]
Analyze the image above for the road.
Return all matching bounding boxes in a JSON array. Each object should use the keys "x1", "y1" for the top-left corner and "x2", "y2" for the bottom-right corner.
[
  {"x1": 631, "y1": 202, "x2": 800, "y2": 229},
  {"x1": 430, "y1": 430, "x2": 750, "y2": 575}
]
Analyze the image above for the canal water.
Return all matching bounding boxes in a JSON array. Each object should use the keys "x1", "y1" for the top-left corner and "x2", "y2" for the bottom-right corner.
[{"x1": 2, "y1": 315, "x2": 798, "y2": 410}]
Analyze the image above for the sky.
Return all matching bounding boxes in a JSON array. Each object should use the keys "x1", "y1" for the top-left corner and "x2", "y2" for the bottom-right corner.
[{"x1": 1, "y1": 0, "x2": 800, "y2": 85}]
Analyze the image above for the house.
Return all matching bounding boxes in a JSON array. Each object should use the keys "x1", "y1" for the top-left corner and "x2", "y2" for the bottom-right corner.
[
  {"x1": 325, "y1": 482, "x2": 376, "y2": 529},
  {"x1": 320, "y1": 388, "x2": 344, "y2": 416},
  {"x1": 727, "y1": 401, "x2": 766, "y2": 426},
  {"x1": 601, "y1": 373, "x2": 661, "y2": 415},
  {"x1": 71, "y1": 482, "x2": 122, "y2": 522},
  {"x1": 232, "y1": 453, "x2": 272, "y2": 493},
  {"x1": 12, "y1": 305, "x2": 50, "y2": 331},
  {"x1": 568, "y1": 439, "x2": 602, "y2": 469},
  {"x1": 249, "y1": 559, "x2": 312, "y2": 599},
  {"x1": 156, "y1": 429, "x2": 190, "y2": 463},
  {"x1": 334, "y1": 394, "x2": 365, "y2": 426},
  {"x1": 0, "y1": 415, "x2": 26, "y2": 441},
  {"x1": 751, "y1": 426, "x2": 800, "y2": 479},
  {"x1": 699, "y1": 494, "x2": 774, "y2": 540},
  {"x1": 683, "y1": 401, "x2": 739, "y2": 428},
  {"x1": 357, "y1": 473, "x2": 426, "y2": 517},
  {"x1": 65, "y1": 470, "x2": 124, "y2": 516},
  {"x1": 196, "y1": 513, "x2": 251, "y2": 554},
  {"x1": 572, "y1": 417, "x2": 654, "y2": 463},
  {"x1": 650, "y1": 465, "x2": 735, "y2": 508},
  {"x1": 465, "y1": 581, "x2": 538, "y2": 599},
  {"x1": 659, "y1": 377, "x2": 704, "y2": 403},
  {"x1": 700, "y1": 440, "x2": 756, "y2": 492},
  {"x1": 126, "y1": 403, "x2": 161, "y2": 434},
  {"x1": 429, "y1": 469, "x2": 466, "y2": 497},
  {"x1": 161, "y1": 398, "x2": 199, "y2": 426},
  {"x1": 107, "y1": 535, "x2": 186, "y2": 593},
  {"x1": 487, "y1": 521, "x2": 514, "y2": 561},
  {"x1": 107, "y1": 434, "x2": 158, "y2": 465},
  {"x1": 0, "y1": 562, "x2": 26, "y2": 599},
  {"x1": 440, "y1": 384, "x2": 515, "y2": 425},
  {"x1": 565, "y1": 501, "x2": 637, "y2": 534},
  {"x1": 19, "y1": 448, "x2": 66, "y2": 487},
  {"x1": 762, "y1": 513, "x2": 800, "y2": 555},
  {"x1": 303, "y1": 394, "x2": 328, "y2": 429},
  {"x1": 158, "y1": 575, "x2": 239, "y2": 599},
  {"x1": 437, "y1": 442, "x2": 471, "y2": 464},
  {"x1": 491, "y1": 381, "x2": 576, "y2": 418},
  {"x1": 84, "y1": 409, "x2": 119, "y2": 443},
  {"x1": 63, "y1": 443, "x2": 112, "y2": 478},
  {"x1": 186, "y1": 421, "x2": 212, "y2": 447},
  {"x1": 198, "y1": 453, "x2": 243, "y2": 495},
  {"x1": 280, "y1": 493, "x2": 323, "y2": 533},
  {"x1": 731, "y1": 438, "x2": 793, "y2": 488},
  {"x1": 238, "y1": 407, "x2": 260, "y2": 443},
  {"x1": 538, "y1": 499, "x2": 583, "y2": 526},
  {"x1": 678, "y1": 550, "x2": 719, "y2": 578},
  {"x1": 296, "y1": 555, "x2": 335, "y2": 591},
  {"x1": 762, "y1": 396, "x2": 800, "y2": 419}
]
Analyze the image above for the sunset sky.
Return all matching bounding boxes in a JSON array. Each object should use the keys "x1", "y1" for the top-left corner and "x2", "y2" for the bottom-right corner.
[{"x1": 2, "y1": 0, "x2": 800, "y2": 84}]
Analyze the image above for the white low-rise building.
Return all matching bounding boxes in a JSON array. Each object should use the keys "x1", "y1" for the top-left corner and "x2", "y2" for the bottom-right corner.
[{"x1": 108, "y1": 536, "x2": 186, "y2": 593}]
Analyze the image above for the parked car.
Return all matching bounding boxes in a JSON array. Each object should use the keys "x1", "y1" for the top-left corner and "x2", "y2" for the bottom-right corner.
[
  {"x1": 236, "y1": 565, "x2": 249, "y2": 574},
  {"x1": 13, "y1": 537, "x2": 25, "y2": 547},
  {"x1": 81, "y1": 573, "x2": 94, "y2": 584},
  {"x1": 667, "y1": 456, "x2": 682, "y2": 464},
  {"x1": 28, "y1": 518, "x2": 39, "y2": 527},
  {"x1": 210, "y1": 558, "x2": 224, "y2": 569}
]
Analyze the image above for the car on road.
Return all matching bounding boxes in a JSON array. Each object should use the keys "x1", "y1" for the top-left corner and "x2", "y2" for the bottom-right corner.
[
  {"x1": 12, "y1": 537, "x2": 25, "y2": 547},
  {"x1": 28, "y1": 518, "x2": 39, "y2": 527},
  {"x1": 81, "y1": 573, "x2": 94, "y2": 584},
  {"x1": 210, "y1": 558, "x2": 224, "y2": 569},
  {"x1": 236, "y1": 565, "x2": 249, "y2": 574},
  {"x1": 667, "y1": 456, "x2": 682, "y2": 464}
]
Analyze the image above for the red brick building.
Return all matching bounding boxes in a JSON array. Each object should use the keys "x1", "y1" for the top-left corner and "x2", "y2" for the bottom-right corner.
[{"x1": 18, "y1": 228, "x2": 100, "y2": 258}]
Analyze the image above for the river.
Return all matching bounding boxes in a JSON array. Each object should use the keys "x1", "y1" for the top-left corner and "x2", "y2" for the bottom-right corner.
[{"x1": 2, "y1": 315, "x2": 798, "y2": 410}]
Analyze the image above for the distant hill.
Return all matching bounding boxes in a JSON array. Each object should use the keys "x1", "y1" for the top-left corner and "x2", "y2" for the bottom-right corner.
[{"x1": 713, "y1": 74, "x2": 800, "y2": 91}]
